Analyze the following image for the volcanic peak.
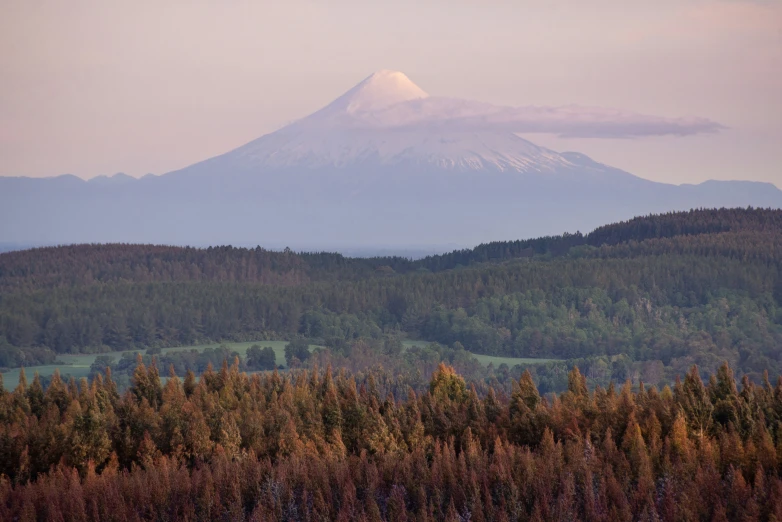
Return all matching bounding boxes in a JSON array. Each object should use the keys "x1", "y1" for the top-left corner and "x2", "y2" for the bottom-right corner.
[{"x1": 325, "y1": 70, "x2": 429, "y2": 115}]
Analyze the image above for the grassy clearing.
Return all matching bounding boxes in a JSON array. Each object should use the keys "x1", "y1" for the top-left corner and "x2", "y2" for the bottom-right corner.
[
  {"x1": 2, "y1": 340, "x2": 561, "y2": 389},
  {"x1": 469, "y1": 353, "x2": 560, "y2": 367},
  {"x1": 402, "y1": 340, "x2": 561, "y2": 367},
  {"x1": 2, "y1": 364, "x2": 92, "y2": 390},
  {"x1": 1, "y1": 340, "x2": 316, "y2": 389}
]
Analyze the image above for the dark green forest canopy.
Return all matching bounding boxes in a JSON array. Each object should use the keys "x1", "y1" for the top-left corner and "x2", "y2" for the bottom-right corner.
[
  {"x1": 1, "y1": 207, "x2": 781, "y2": 382},
  {"x1": 2, "y1": 207, "x2": 780, "y2": 291}
]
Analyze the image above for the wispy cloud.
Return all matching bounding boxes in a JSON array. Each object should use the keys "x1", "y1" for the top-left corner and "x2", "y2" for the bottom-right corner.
[{"x1": 346, "y1": 97, "x2": 725, "y2": 139}]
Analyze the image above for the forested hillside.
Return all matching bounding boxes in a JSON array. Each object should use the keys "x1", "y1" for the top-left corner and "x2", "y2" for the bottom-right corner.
[
  {"x1": 4, "y1": 207, "x2": 779, "y2": 289},
  {"x1": 2, "y1": 208, "x2": 782, "y2": 520},
  {"x1": 0, "y1": 244, "x2": 402, "y2": 293},
  {"x1": 1, "y1": 208, "x2": 781, "y2": 384}
]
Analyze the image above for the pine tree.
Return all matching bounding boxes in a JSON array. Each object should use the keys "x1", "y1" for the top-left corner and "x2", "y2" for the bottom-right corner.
[
  {"x1": 676, "y1": 366, "x2": 713, "y2": 438},
  {"x1": 429, "y1": 363, "x2": 467, "y2": 404}
]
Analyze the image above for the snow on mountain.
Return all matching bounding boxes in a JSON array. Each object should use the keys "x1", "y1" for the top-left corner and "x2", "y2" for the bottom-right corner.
[
  {"x1": 203, "y1": 71, "x2": 577, "y2": 172},
  {"x1": 0, "y1": 70, "x2": 777, "y2": 248},
  {"x1": 322, "y1": 69, "x2": 429, "y2": 115},
  {"x1": 190, "y1": 70, "x2": 722, "y2": 173},
  {"x1": 228, "y1": 125, "x2": 577, "y2": 172}
]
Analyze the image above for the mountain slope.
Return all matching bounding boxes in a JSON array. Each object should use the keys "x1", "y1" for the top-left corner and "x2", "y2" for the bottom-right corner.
[
  {"x1": 0, "y1": 70, "x2": 780, "y2": 247},
  {"x1": 169, "y1": 70, "x2": 588, "y2": 173}
]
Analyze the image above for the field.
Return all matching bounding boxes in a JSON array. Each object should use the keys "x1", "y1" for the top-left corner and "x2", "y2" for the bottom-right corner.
[
  {"x1": 2, "y1": 340, "x2": 561, "y2": 389},
  {"x1": 402, "y1": 340, "x2": 561, "y2": 367},
  {"x1": 468, "y1": 353, "x2": 561, "y2": 367},
  {"x1": 1, "y1": 341, "x2": 301, "y2": 389},
  {"x1": 3, "y1": 364, "x2": 91, "y2": 390}
]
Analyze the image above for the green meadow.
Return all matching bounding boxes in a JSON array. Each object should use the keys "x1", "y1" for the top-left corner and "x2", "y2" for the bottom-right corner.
[
  {"x1": 403, "y1": 340, "x2": 560, "y2": 367},
  {"x1": 1, "y1": 341, "x2": 298, "y2": 389},
  {"x1": 468, "y1": 353, "x2": 561, "y2": 367},
  {"x1": 2, "y1": 340, "x2": 560, "y2": 389}
]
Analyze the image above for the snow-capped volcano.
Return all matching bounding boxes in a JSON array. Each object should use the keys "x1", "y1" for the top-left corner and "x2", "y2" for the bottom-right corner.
[
  {"x1": 192, "y1": 70, "x2": 723, "y2": 173},
  {"x1": 323, "y1": 69, "x2": 429, "y2": 115},
  {"x1": 204, "y1": 71, "x2": 576, "y2": 172},
  {"x1": 2, "y1": 70, "x2": 779, "y2": 248}
]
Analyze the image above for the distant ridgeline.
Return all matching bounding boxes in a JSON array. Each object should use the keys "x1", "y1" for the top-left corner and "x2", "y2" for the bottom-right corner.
[{"x1": 1, "y1": 207, "x2": 781, "y2": 385}]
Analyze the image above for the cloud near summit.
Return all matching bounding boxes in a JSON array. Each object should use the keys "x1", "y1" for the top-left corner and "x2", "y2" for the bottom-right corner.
[
  {"x1": 340, "y1": 97, "x2": 726, "y2": 139},
  {"x1": 306, "y1": 71, "x2": 725, "y2": 140}
]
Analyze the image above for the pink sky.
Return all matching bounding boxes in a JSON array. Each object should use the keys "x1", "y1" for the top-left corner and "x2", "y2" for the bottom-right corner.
[{"x1": 1, "y1": 0, "x2": 780, "y2": 186}]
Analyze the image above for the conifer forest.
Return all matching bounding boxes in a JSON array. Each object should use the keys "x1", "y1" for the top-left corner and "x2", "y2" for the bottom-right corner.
[{"x1": 2, "y1": 208, "x2": 782, "y2": 520}]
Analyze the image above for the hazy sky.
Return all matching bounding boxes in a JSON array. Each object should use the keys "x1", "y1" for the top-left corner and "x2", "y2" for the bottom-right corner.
[{"x1": 1, "y1": 0, "x2": 780, "y2": 185}]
